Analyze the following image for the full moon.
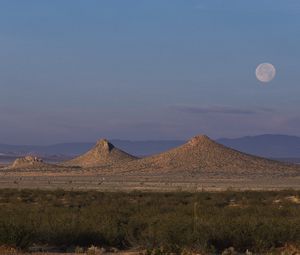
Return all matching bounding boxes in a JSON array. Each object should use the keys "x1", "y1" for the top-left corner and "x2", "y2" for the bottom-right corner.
[{"x1": 255, "y1": 63, "x2": 276, "y2": 83}]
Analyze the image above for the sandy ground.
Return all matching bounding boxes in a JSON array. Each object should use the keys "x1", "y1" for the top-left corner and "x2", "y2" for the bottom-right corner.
[{"x1": 0, "y1": 172, "x2": 300, "y2": 191}]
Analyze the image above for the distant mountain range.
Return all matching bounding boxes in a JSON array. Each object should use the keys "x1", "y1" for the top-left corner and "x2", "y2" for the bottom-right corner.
[
  {"x1": 218, "y1": 134, "x2": 300, "y2": 159},
  {"x1": 0, "y1": 134, "x2": 300, "y2": 162}
]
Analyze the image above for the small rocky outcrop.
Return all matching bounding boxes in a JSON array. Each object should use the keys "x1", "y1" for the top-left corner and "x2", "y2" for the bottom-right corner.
[{"x1": 11, "y1": 156, "x2": 45, "y2": 169}]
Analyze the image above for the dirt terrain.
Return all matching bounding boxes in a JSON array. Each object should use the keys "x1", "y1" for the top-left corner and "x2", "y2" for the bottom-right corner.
[{"x1": 1, "y1": 135, "x2": 300, "y2": 191}]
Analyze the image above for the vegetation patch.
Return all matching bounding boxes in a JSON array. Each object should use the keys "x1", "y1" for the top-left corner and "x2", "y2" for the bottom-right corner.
[{"x1": 0, "y1": 189, "x2": 299, "y2": 254}]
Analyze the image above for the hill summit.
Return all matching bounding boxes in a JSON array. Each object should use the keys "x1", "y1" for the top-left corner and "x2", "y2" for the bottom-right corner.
[{"x1": 65, "y1": 139, "x2": 137, "y2": 167}]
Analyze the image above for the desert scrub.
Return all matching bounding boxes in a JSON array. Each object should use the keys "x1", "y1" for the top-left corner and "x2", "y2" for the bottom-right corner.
[{"x1": 0, "y1": 189, "x2": 299, "y2": 253}]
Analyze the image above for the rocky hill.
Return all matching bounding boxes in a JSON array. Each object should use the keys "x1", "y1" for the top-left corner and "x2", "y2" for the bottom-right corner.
[
  {"x1": 11, "y1": 156, "x2": 47, "y2": 169},
  {"x1": 119, "y1": 135, "x2": 300, "y2": 177},
  {"x1": 64, "y1": 139, "x2": 137, "y2": 167}
]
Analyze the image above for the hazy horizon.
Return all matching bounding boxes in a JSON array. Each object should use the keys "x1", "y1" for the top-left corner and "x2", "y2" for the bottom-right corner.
[{"x1": 1, "y1": 0, "x2": 300, "y2": 144}]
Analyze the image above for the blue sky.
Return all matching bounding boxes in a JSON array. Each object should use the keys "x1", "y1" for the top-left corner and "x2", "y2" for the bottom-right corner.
[{"x1": 0, "y1": 0, "x2": 300, "y2": 144}]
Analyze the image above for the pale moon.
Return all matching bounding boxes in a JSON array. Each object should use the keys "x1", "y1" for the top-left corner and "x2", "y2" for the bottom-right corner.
[{"x1": 255, "y1": 63, "x2": 276, "y2": 83}]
